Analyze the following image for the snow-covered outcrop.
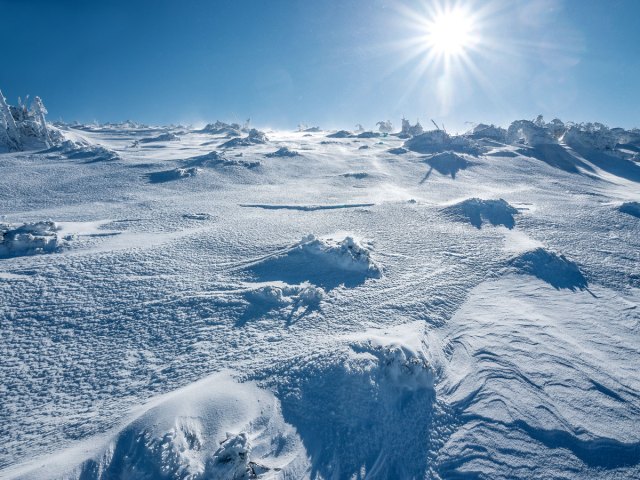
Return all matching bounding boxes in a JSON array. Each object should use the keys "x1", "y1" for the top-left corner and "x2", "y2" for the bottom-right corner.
[
  {"x1": 220, "y1": 129, "x2": 268, "y2": 148},
  {"x1": 507, "y1": 120, "x2": 557, "y2": 146},
  {"x1": 562, "y1": 122, "x2": 618, "y2": 151}
]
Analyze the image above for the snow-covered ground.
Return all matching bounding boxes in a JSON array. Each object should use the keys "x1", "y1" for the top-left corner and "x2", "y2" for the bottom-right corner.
[{"x1": 1, "y1": 119, "x2": 639, "y2": 479}]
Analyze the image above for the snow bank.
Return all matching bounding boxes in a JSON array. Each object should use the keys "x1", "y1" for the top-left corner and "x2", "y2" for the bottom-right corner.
[
  {"x1": 508, "y1": 247, "x2": 587, "y2": 290},
  {"x1": 404, "y1": 129, "x2": 480, "y2": 154},
  {"x1": 0, "y1": 221, "x2": 65, "y2": 258},
  {"x1": 265, "y1": 147, "x2": 299, "y2": 158},
  {"x1": 444, "y1": 198, "x2": 519, "y2": 229}
]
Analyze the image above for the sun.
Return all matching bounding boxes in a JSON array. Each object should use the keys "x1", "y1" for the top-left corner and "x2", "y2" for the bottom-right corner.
[{"x1": 424, "y1": 7, "x2": 477, "y2": 58}]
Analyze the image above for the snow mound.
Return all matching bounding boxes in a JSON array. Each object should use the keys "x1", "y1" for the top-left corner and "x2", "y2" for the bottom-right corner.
[
  {"x1": 424, "y1": 151, "x2": 476, "y2": 178},
  {"x1": 387, "y1": 146, "x2": 408, "y2": 155},
  {"x1": 138, "y1": 132, "x2": 180, "y2": 143},
  {"x1": 444, "y1": 198, "x2": 519, "y2": 229},
  {"x1": 326, "y1": 130, "x2": 353, "y2": 138},
  {"x1": 245, "y1": 283, "x2": 324, "y2": 309},
  {"x1": 356, "y1": 131, "x2": 380, "y2": 138},
  {"x1": 404, "y1": 129, "x2": 480, "y2": 155},
  {"x1": 273, "y1": 324, "x2": 435, "y2": 479},
  {"x1": 247, "y1": 235, "x2": 381, "y2": 290},
  {"x1": 147, "y1": 167, "x2": 199, "y2": 183},
  {"x1": 220, "y1": 129, "x2": 268, "y2": 148},
  {"x1": 508, "y1": 248, "x2": 588, "y2": 290},
  {"x1": 0, "y1": 221, "x2": 65, "y2": 258},
  {"x1": 57, "y1": 374, "x2": 308, "y2": 480},
  {"x1": 49, "y1": 139, "x2": 120, "y2": 162},
  {"x1": 185, "y1": 151, "x2": 261, "y2": 169},
  {"x1": 619, "y1": 201, "x2": 640, "y2": 218},
  {"x1": 265, "y1": 147, "x2": 299, "y2": 158}
]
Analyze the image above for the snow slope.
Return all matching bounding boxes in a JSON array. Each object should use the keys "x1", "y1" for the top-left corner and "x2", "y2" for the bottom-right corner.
[{"x1": 0, "y1": 119, "x2": 639, "y2": 479}]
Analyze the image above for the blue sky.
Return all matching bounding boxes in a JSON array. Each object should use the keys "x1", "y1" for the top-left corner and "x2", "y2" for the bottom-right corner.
[{"x1": 1, "y1": 0, "x2": 638, "y2": 131}]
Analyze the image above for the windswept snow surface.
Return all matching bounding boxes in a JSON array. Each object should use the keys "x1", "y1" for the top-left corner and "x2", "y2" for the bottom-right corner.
[{"x1": 1, "y1": 120, "x2": 639, "y2": 479}]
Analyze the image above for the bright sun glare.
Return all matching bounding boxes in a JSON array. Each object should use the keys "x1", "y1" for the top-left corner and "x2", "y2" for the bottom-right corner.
[{"x1": 425, "y1": 8, "x2": 476, "y2": 58}]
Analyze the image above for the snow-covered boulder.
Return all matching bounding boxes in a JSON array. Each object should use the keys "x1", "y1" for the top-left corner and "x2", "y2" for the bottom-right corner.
[
  {"x1": 138, "y1": 132, "x2": 180, "y2": 143},
  {"x1": 296, "y1": 235, "x2": 382, "y2": 278},
  {"x1": 508, "y1": 247, "x2": 587, "y2": 290}
]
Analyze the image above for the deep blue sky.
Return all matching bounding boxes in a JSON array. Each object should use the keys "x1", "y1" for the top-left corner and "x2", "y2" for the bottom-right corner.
[{"x1": 1, "y1": 0, "x2": 638, "y2": 131}]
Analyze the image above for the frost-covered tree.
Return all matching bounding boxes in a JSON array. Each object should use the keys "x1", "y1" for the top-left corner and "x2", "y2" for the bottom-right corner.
[
  {"x1": 377, "y1": 120, "x2": 393, "y2": 134},
  {"x1": 0, "y1": 89, "x2": 22, "y2": 150},
  {"x1": 30, "y1": 96, "x2": 51, "y2": 147}
]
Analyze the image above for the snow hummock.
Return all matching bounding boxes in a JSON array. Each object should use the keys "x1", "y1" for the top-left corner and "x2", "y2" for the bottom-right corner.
[
  {"x1": 220, "y1": 129, "x2": 268, "y2": 148},
  {"x1": 265, "y1": 146, "x2": 300, "y2": 158},
  {"x1": 405, "y1": 129, "x2": 480, "y2": 154},
  {"x1": 0, "y1": 221, "x2": 65, "y2": 258},
  {"x1": 247, "y1": 235, "x2": 381, "y2": 290},
  {"x1": 508, "y1": 247, "x2": 588, "y2": 290},
  {"x1": 444, "y1": 198, "x2": 519, "y2": 229},
  {"x1": 138, "y1": 132, "x2": 180, "y2": 143},
  {"x1": 9, "y1": 373, "x2": 307, "y2": 480},
  {"x1": 424, "y1": 151, "x2": 476, "y2": 178}
]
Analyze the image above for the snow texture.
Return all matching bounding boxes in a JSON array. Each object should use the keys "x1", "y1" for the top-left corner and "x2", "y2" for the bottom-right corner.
[{"x1": 1, "y1": 109, "x2": 640, "y2": 480}]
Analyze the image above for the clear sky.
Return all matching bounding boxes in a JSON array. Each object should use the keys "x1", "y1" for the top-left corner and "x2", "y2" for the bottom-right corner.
[{"x1": 1, "y1": 0, "x2": 638, "y2": 131}]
